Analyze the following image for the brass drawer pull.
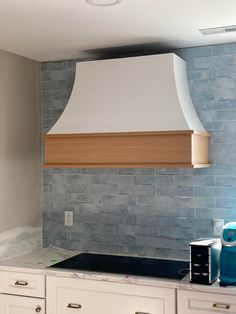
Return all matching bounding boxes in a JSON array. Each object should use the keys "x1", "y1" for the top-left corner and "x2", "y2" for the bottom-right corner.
[
  {"x1": 14, "y1": 280, "x2": 28, "y2": 286},
  {"x1": 35, "y1": 306, "x2": 41, "y2": 313},
  {"x1": 67, "y1": 303, "x2": 82, "y2": 309},
  {"x1": 213, "y1": 303, "x2": 230, "y2": 310}
]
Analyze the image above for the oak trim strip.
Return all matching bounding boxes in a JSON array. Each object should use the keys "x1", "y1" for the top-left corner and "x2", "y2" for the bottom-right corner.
[{"x1": 44, "y1": 130, "x2": 210, "y2": 168}]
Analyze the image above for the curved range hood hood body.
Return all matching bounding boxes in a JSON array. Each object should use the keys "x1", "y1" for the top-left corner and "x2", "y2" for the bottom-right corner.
[{"x1": 44, "y1": 53, "x2": 210, "y2": 168}]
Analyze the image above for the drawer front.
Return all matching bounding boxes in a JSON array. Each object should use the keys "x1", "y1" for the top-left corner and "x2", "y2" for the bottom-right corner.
[
  {"x1": 47, "y1": 276, "x2": 175, "y2": 314},
  {"x1": 0, "y1": 271, "x2": 45, "y2": 298},
  {"x1": 58, "y1": 287, "x2": 164, "y2": 314},
  {"x1": 178, "y1": 289, "x2": 236, "y2": 314},
  {"x1": 0, "y1": 294, "x2": 45, "y2": 314}
]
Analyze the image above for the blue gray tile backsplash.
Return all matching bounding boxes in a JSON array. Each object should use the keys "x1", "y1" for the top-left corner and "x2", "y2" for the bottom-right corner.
[{"x1": 42, "y1": 43, "x2": 236, "y2": 260}]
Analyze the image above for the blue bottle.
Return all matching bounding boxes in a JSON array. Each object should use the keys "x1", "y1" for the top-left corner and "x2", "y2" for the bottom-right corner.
[{"x1": 220, "y1": 222, "x2": 236, "y2": 287}]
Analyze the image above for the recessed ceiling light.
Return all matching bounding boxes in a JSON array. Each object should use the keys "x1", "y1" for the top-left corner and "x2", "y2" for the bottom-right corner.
[
  {"x1": 86, "y1": 0, "x2": 122, "y2": 6},
  {"x1": 199, "y1": 25, "x2": 236, "y2": 35}
]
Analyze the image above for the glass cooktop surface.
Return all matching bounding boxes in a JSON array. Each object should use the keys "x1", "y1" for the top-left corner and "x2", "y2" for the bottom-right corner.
[{"x1": 49, "y1": 253, "x2": 189, "y2": 280}]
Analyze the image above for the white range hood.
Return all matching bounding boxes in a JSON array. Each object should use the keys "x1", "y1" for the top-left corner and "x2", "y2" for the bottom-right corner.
[
  {"x1": 48, "y1": 53, "x2": 205, "y2": 134},
  {"x1": 44, "y1": 53, "x2": 210, "y2": 168}
]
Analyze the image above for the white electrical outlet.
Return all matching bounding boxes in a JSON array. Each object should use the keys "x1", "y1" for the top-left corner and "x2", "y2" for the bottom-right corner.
[
  {"x1": 213, "y1": 218, "x2": 224, "y2": 236},
  {"x1": 64, "y1": 211, "x2": 74, "y2": 226}
]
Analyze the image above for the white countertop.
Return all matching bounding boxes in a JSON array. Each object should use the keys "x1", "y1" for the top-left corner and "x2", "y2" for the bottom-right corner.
[{"x1": 0, "y1": 246, "x2": 236, "y2": 295}]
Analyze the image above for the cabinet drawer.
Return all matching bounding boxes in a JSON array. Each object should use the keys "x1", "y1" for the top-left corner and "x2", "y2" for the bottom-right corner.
[
  {"x1": 0, "y1": 294, "x2": 45, "y2": 314},
  {"x1": 178, "y1": 289, "x2": 236, "y2": 314},
  {"x1": 0, "y1": 271, "x2": 45, "y2": 298},
  {"x1": 47, "y1": 276, "x2": 175, "y2": 314}
]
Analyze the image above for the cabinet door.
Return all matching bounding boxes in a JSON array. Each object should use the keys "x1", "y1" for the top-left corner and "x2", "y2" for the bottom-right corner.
[
  {"x1": 178, "y1": 289, "x2": 236, "y2": 314},
  {"x1": 0, "y1": 294, "x2": 45, "y2": 314},
  {"x1": 47, "y1": 276, "x2": 175, "y2": 314}
]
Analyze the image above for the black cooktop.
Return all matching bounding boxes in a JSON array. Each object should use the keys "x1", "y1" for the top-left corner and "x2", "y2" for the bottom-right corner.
[{"x1": 50, "y1": 253, "x2": 189, "y2": 280}]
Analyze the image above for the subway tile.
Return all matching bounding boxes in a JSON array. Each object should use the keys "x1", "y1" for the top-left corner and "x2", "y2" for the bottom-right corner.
[
  {"x1": 68, "y1": 232, "x2": 100, "y2": 242},
  {"x1": 216, "y1": 176, "x2": 236, "y2": 186},
  {"x1": 216, "y1": 198, "x2": 236, "y2": 209},
  {"x1": 102, "y1": 204, "x2": 129, "y2": 214},
  {"x1": 42, "y1": 80, "x2": 67, "y2": 91},
  {"x1": 136, "y1": 175, "x2": 174, "y2": 185},
  {"x1": 73, "y1": 213, "x2": 100, "y2": 223},
  {"x1": 41, "y1": 61, "x2": 65, "y2": 72},
  {"x1": 67, "y1": 78, "x2": 75, "y2": 90},
  {"x1": 175, "y1": 239, "x2": 192, "y2": 250},
  {"x1": 43, "y1": 184, "x2": 52, "y2": 193},
  {"x1": 101, "y1": 234, "x2": 136, "y2": 246},
  {"x1": 213, "y1": 132, "x2": 236, "y2": 143},
  {"x1": 175, "y1": 186, "x2": 195, "y2": 197},
  {"x1": 136, "y1": 195, "x2": 174, "y2": 208},
  {"x1": 42, "y1": 98, "x2": 68, "y2": 110},
  {"x1": 137, "y1": 236, "x2": 174, "y2": 249},
  {"x1": 135, "y1": 215, "x2": 174, "y2": 227},
  {"x1": 215, "y1": 65, "x2": 236, "y2": 76},
  {"x1": 135, "y1": 196, "x2": 154, "y2": 206},
  {"x1": 187, "y1": 69, "x2": 214, "y2": 81},
  {"x1": 67, "y1": 184, "x2": 84, "y2": 193},
  {"x1": 50, "y1": 168, "x2": 83, "y2": 174},
  {"x1": 42, "y1": 70, "x2": 75, "y2": 81},
  {"x1": 103, "y1": 195, "x2": 134, "y2": 206},
  {"x1": 155, "y1": 168, "x2": 194, "y2": 175},
  {"x1": 193, "y1": 55, "x2": 235, "y2": 69},
  {"x1": 43, "y1": 193, "x2": 67, "y2": 203},
  {"x1": 101, "y1": 175, "x2": 135, "y2": 185},
  {"x1": 195, "y1": 229, "x2": 214, "y2": 239},
  {"x1": 84, "y1": 184, "x2": 118, "y2": 194},
  {"x1": 195, "y1": 165, "x2": 236, "y2": 176},
  {"x1": 42, "y1": 89, "x2": 71, "y2": 101},
  {"x1": 194, "y1": 77, "x2": 236, "y2": 90},
  {"x1": 155, "y1": 248, "x2": 189, "y2": 261},
  {"x1": 73, "y1": 203, "x2": 103, "y2": 214},
  {"x1": 177, "y1": 46, "x2": 214, "y2": 60},
  {"x1": 196, "y1": 186, "x2": 236, "y2": 197},
  {"x1": 174, "y1": 197, "x2": 215, "y2": 208},
  {"x1": 118, "y1": 224, "x2": 157, "y2": 237},
  {"x1": 175, "y1": 175, "x2": 214, "y2": 186},
  {"x1": 214, "y1": 43, "x2": 236, "y2": 55},
  {"x1": 119, "y1": 184, "x2": 154, "y2": 196},
  {"x1": 44, "y1": 211, "x2": 64, "y2": 221},
  {"x1": 119, "y1": 168, "x2": 154, "y2": 175},
  {"x1": 67, "y1": 193, "x2": 102, "y2": 203},
  {"x1": 195, "y1": 207, "x2": 236, "y2": 219},
  {"x1": 69, "y1": 174, "x2": 100, "y2": 185},
  {"x1": 66, "y1": 60, "x2": 77, "y2": 70},
  {"x1": 44, "y1": 221, "x2": 68, "y2": 240},
  {"x1": 216, "y1": 110, "x2": 236, "y2": 121},
  {"x1": 82, "y1": 168, "x2": 119, "y2": 174},
  {"x1": 99, "y1": 213, "x2": 136, "y2": 225},
  {"x1": 175, "y1": 218, "x2": 212, "y2": 229},
  {"x1": 83, "y1": 242, "x2": 118, "y2": 254},
  {"x1": 155, "y1": 185, "x2": 175, "y2": 196},
  {"x1": 195, "y1": 100, "x2": 236, "y2": 111},
  {"x1": 118, "y1": 245, "x2": 155, "y2": 257}
]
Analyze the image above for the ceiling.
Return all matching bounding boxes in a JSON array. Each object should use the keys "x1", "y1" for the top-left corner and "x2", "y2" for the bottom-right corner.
[{"x1": 0, "y1": 0, "x2": 236, "y2": 61}]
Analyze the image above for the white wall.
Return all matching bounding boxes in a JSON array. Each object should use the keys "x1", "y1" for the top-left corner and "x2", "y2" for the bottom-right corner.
[{"x1": 0, "y1": 49, "x2": 41, "y2": 232}]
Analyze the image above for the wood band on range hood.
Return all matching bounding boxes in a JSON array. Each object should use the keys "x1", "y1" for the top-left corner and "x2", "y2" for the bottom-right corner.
[{"x1": 44, "y1": 131, "x2": 210, "y2": 168}]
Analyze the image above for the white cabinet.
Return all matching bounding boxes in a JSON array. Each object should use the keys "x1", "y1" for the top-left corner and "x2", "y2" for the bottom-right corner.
[
  {"x1": 0, "y1": 294, "x2": 45, "y2": 314},
  {"x1": 178, "y1": 289, "x2": 236, "y2": 314},
  {"x1": 47, "y1": 276, "x2": 176, "y2": 314},
  {"x1": 0, "y1": 270, "x2": 45, "y2": 297},
  {"x1": 0, "y1": 270, "x2": 45, "y2": 314}
]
